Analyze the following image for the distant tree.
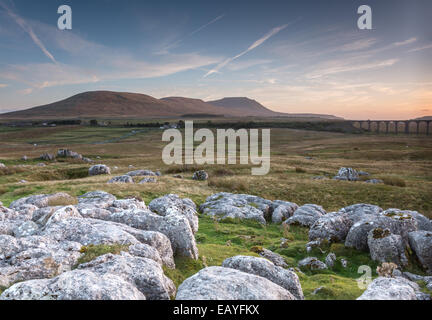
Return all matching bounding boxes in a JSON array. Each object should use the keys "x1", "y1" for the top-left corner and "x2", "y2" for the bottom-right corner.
[{"x1": 90, "y1": 119, "x2": 98, "y2": 126}]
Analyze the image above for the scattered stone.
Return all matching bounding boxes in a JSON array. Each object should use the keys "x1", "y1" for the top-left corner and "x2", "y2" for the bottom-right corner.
[
  {"x1": 127, "y1": 170, "x2": 157, "y2": 177},
  {"x1": 285, "y1": 204, "x2": 326, "y2": 227},
  {"x1": 357, "y1": 276, "x2": 426, "y2": 300},
  {"x1": 19, "y1": 180, "x2": 28, "y2": 184},
  {"x1": 368, "y1": 228, "x2": 408, "y2": 267},
  {"x1": 107, "y1": 175, "x2": 134, "y2": 184},
  {"x1": 40, "y1": 153, "x2": 55, "y2": 161},
  {"x1": 312, "y1": 286, "x2": 325, "y2": 295},
  {"x1": 333, "y1": 167, "x2": 359, "y2": 181},
  {"x1": 365, "y1": 179, "x2": 384, "y2": 184},
  {"x1": 408, "y1": 230, "x2": 432, "y2": 274},
  {"x1": 325, "y1": 253, "x2": 336, "y2": 268},
  {"x1": 57, "y1": 149, "x2": 82, "y2": 160},
  {"x1": 36, "y1": 163, "x2": 46, "y2": 167},
  {"x1": 89, "y1": 164, "x2": 111, "y2": 176},
  {"x1": 311, "y1": 176, "x2": 327, "y2": 180},
  {"x1": 192, "y1": 170, "x2": 209, "y2": 181},
  {"x1": 341, "y1": 259, "x2": 348, "y2": 268},
  {"x1": 139, "y1": 177, "x2": 157, "y2": 184},
  {"x1": 21, "y1": 156, "x2": 28, "y2": 161},
  {"x1": 176, "y1": 266, "x2": 296, "y2": 300},
  {"x1": 173, "y1": 174, "x2": 183, "y2": 179},
  {"x1": 298, "y1": 257, "x2": 328, "y2": 271},
  {"x1": 155, "y1": 171, "x2": 162, "y2": 176},
  {"x1": 358, "y1": 171, "x2": 370, "y2": 176},
  {"x1": 0, "y1": 163, "x2": 6, "y2": 169},
  {"x1": 222, "y1": 256, "x2": 304, "y2": 299}
]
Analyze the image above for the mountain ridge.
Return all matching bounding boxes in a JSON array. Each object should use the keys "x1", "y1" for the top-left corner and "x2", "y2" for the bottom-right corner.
[{"x1": 0, "y1": 90, "x2": 343, "y2": 120}]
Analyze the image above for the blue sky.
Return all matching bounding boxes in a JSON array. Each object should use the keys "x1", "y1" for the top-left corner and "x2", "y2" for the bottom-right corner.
[{"x1": 0, "y1": 0, "x2": 431, "y2": 119}]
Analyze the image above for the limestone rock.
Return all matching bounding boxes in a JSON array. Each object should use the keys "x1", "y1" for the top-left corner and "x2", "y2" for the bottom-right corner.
[
  {"x1": 107, "y1": 175, "x2": 134, "y2": 184},
  {"x1": 222, "y1": 255, "x2": 303, "y2": 299},
  {"x1": 408, "y1": 230, "x2": 432, "y2": 274},
  {"x1": 78, "y1": 252, "x2": 176, "y2": 300},
  {"x1": 367, "y1": 228, "x2": 408, "y2": 267},
  {"x1": 285, "y1": 204, "x2": 326, "y2": 227},
  {"x1": 0, "y1": 270, "x2": 145, "y2": 300},
  {"x1": 357, "y1": 276, "x2": 425, "y2": 300},
  {"x1": 176, "y1": 266, "x2": 296, "y2": 300},
  {"x1": 89, "y1": 164, "x2": 111, "y2": 176}
]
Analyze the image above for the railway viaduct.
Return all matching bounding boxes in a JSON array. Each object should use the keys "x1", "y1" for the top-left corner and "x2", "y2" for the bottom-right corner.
[{"x1": 349, "y1": 119, "x2": 431, "y2": 135}]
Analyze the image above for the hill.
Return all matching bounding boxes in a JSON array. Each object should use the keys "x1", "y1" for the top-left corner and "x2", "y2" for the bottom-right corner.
[{"x1": 0, "y1": 91, "x2": 342, "y2": 120}]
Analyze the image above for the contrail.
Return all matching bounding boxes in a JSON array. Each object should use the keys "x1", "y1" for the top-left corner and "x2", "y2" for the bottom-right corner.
[
  {"x1": 0, "y1": 0, "x2": 57, "y2": 63},
  {"x1": 204, "y1": 21, "x2": 298, "y2": 78},
  {"x1": 161, "y1": 14, "x2": 225, "y2": 53}
]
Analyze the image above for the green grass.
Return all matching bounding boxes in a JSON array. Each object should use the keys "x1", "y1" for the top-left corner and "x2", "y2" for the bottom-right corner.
[{"x1": 75, "y1": 244, "x2": 130, "y2": 266}]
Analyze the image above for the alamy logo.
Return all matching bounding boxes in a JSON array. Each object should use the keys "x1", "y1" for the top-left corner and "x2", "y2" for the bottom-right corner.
[
  {"x1": 357, "y1": 5, "x2": 372, "y2": 30},
  {"x1": 162, "y1": 121, "x2": 271, "y2": 175},
  {"x1": 58, "y1": 5, "x2": 72, "y2": 30}
]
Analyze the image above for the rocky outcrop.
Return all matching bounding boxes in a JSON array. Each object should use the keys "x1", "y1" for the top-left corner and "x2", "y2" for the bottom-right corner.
[
  {"x1": 89, "y1": 164, "x2": 111, "y2": 176},
  {"x1": 0, "y1": 235, "x2": 82, "y2": 287},
  {"x1": 200, "y1": 193, "x2": 298, "y2": 225},
  {"x1": 357, "y1": 277, "x2": 427, "y2": 300},
  {"x1": 176, "y1": 266, "x2": 296, "y2": 300},
  {"x1": 222, "y1": 256, "x2": 304, "y2": 299},
  {"x1": 284, "y1": 204, "x2": 326, "y2": 227},
  {"x1": 339, "y1": 204, "x2": 382, "y2": 224},
  {"x1": 333, "y1": 167, "x2": 359, "y2": 181}
]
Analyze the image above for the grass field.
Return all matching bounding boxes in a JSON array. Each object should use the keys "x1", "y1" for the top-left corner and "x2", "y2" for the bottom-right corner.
[{"x1": 0, "y1": 124, "x2": 431, "y2": 299}]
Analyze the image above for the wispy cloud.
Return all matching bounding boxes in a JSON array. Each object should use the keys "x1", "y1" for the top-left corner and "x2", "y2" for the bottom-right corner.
[
  {"x1": 306, "y1": 59, "x2": 398, "y2": 79},
  {"x1": 394, "y1": 37, "x2": 417, "y2": 46},
  {"x1": 340, "y1": 38, "x2": 377, "y2": 52},
  {"x1": 408, "y1": 44, "x2": 432, "y2": 53},
  {"x1": 0, "y1": 83, "x2": 8, "y2": 88},
  {"x1": 204, "y1": 23, "x2": 291, "y2": 77},
  {"x1": 159, "y1": 14, "x2": 225, "y2": 54},
  {"x1": 0, "y1": 0, "x2": 56, "y2": 63}
]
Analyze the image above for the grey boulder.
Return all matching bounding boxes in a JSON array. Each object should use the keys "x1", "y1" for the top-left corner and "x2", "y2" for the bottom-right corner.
[
  {"x1": 285, "y1": 204, "x2": 326, "y2": 227},
  {"x1": 89, "y1": 164, "x2": 111, "y2": 176},
  {"x1": 357, "y1": 276, "x2": 425, "y2": 300},
  {"x1": 107, "y1": 175, "x2": 134, "y2": 184},
  {"x1": 408, "y1": 230, "x2": 432, "y2": 274},
  {"x1": 0, "y1": 270, "x2": 145, "y2": 300},
  {"x1": 367, "y1": 228, "x2": 408, "y2": 267},
  {"x1": 176, "y1": 266, "x2": 296, "y2": 300},
  {"x1": 222, "y1": 255, "x2": 304, "y2": 299}
]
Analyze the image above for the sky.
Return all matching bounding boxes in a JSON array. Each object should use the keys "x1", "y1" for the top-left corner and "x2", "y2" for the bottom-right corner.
[{"x1": 0, "y1": 0, "x2": 431, "y2": 120}]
